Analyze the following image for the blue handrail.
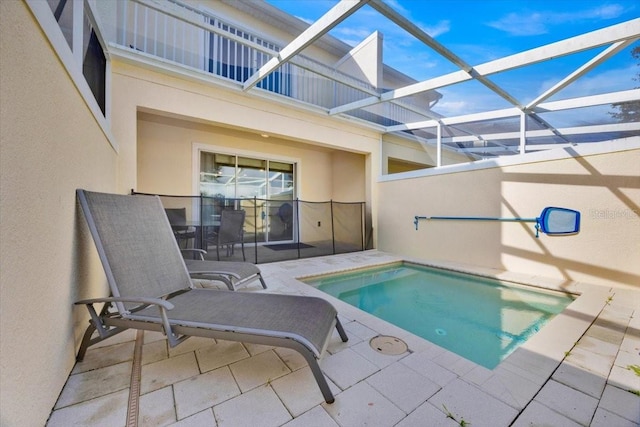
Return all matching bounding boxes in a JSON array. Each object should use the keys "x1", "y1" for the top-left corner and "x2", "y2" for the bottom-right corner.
[
  {"x1": 414, "y1": 207, "x2": 581, "y2": 239},
  {"x1": 414, "y1": 215, "x2": 541, "y2": 236}
]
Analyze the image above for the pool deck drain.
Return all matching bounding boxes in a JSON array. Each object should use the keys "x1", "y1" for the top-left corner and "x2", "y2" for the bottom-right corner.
[{"x1": 370, "y1": 335, "x2": 408, "y2": 355}]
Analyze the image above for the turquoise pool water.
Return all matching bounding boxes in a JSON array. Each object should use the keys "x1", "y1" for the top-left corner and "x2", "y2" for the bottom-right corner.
[{"x1": 304, "y1": 263, "x2": 574, "y2": 369}]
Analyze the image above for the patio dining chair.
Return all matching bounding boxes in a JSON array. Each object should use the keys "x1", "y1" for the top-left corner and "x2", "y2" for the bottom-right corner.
[
  {"x1": 164, "y1": 207, "x2": 196, "y2": 249},
  {"x1": 74, "y1": 189, "x2": 348, "y2": 403},
  {"x1": 205, "y1": 209, "x2": 247, "y2": 261}
]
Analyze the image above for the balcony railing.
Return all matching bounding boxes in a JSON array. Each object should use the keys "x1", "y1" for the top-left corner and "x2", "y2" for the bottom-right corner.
[{"x1": 94, "y1": 0, "x2": 431, "y2": 127}]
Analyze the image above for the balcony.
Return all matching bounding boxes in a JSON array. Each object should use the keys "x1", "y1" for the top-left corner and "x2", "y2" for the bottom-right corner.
[{"x1": 93, "y1": 0, "x2": 435, "y2": 129}]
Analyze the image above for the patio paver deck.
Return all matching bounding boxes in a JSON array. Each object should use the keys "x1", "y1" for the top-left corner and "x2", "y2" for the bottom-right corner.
[{"x1": 48, "y1": 251, "x2": 640, "y2": 426}]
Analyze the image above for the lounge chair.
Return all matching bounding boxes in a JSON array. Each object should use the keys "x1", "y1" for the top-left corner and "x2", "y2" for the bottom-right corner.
[
  {"x1": 181, "y1": 248, "x2": 267, "y2": 290},
  {"x1": 74, "y1": 189, "x2": 348, "y2": 403}
]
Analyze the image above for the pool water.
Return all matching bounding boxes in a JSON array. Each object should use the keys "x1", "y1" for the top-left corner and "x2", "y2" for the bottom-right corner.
[{"x1": 304, "y1": 263, "x2": 574, "y2": 369}]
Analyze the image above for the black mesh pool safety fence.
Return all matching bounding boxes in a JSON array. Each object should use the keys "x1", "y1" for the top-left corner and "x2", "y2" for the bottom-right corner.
[{"x1": 132, "y1": 191, "x2": 367, "y2": 264}]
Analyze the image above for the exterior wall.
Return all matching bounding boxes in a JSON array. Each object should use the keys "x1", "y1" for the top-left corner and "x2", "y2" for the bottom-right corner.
[
  {"x1": 136, "y1": 114, "x2": 361, "y2": 202},
  {"x1": 112, "y1": 60, "x2": 379, "y2": 218},
  {"x1": 377, "y1": 148, "x2": 640, "y2": 289},
  {"x1": 0, "y1": 2, "x2": 118, "y2": 426},
  {"x1": 382, "y1": 133, "x2": 472, "y2": 173}
]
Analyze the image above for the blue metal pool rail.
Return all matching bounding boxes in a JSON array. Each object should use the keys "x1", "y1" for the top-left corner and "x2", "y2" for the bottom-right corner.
[
  {"x1": 414, "y1": 207, "x2": 581, "y2": 238},
  {"x1": 414, "y1": 215, "x2": 540, "y2": 235}
]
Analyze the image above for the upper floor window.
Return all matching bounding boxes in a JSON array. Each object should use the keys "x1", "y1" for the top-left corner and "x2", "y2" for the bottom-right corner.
[{"x1": 43, "y1": 0, "x2": 107, "y2": 116}]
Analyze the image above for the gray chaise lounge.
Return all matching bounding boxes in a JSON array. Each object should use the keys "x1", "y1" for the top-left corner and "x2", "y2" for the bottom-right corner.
[{"x1": 75, "y1": 189, "x2": 347, "y2": 403}]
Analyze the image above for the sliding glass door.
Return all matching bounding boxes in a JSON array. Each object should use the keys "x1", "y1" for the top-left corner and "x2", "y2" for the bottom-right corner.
[{"x1": 199, "y1": 151, "x2": 295, "y2": 243}]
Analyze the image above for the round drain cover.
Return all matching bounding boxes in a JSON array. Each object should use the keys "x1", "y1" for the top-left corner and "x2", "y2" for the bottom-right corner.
[{"x1": 370, "y1": 335, "x2": 408, "y2": 355}]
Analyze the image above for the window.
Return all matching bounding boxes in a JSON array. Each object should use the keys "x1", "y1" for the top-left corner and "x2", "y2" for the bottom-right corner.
[
  {"x1": 82, "y1": 18, "x2": 106, "y2": 114},
  {"x1": 44, "y1": 0, "x2": 107, "y2": 117},
  {"x1": 199, "y1": 152, "x2": 294, "y2": 200},
  {"x1": 30, "y1": 0, "x2": 112, "y2": 146},
  {"x1": 47, "y1": 0, "x2": 73, "y2": 49}
]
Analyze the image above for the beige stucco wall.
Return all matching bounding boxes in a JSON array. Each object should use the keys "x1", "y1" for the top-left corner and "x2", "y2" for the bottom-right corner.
[
  {"x1": 0, "y1": 2, "x2": 118, "y2": 426},
  {"x1": 111, "y1": 59, "x2": 378, "y2": 218},
  {"x1": 136, "y1": 113, "x2": 366, "y2": 202},
  {"x1": 382, "y1": 133, "x2": 473, "y2": 173},
  {"x1": 378, "y1": 147, "x2": 640, "y2": 289}
]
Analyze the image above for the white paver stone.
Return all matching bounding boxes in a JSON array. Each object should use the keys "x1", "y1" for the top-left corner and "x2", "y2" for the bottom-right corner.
[
  {"x1": 274, "y1": 346, "x2": 308, "y2": 371},
  {"x1": 141, "y1": 352, "x2": 200, "y2": 394},
  {"x1": 168, "y1": 409, "x2": 216, "y2": 426},
  {"x1": 428, "y1": 379, "x2": 518, "y2": 427},
  {"x1": 142, "y1": 339, "x2": 169, "y2": 365},
  {"x1": 366, "y1": 362, "x2": 441, "y2": 413},
  {"x1": 229, "y1": 349, "x2": 291, "y2": 392},
  {"x1": 400, "y1": 351, "x2": 457, "y2": 387},
  {"x1": 322, "y1": 381, "x2": 405, "y2": 427},
  {"x1": 139, "y1": 386, "x2": 176, "y2": 426},
  {"x1": 598, "y1": 384, "x2": 640, "y2": 423},
  {"x1": 169, "y1": 337, "x2": 217, "y2": 357},
  {"x1": 213, "y1": 385, "x2": 292, "y2": 427},
  {"x1": 271, "y1": 366, "x2": 339, "y2": 417},
  {"x1": 552, "y1": 360, "x2": 607, "y2": 398},
  {"x1": 511, "y1": 400, "x2": 582, "y2": 427},
  {"x1": 394, "y1": 401, "x2": 459, "y2": 427},
  {"x1": 480, "y1": 365, "x2": 542, "y2": 409},
  {"x1": 320, "y1": 347, "x2": 379, "y2": 389},
  {"x1": 72, "y1": 341, "x2": 135, "y2": 374},
  {"x1": 564, "y1": 346, "x2": 616, "y2": 377},
  {"x1": 47, "y1": 389, "x2": 129, "y2": 427},
  {"x1": 173, "y1": 366, "x2": 240, "y2": 420},
  {"x1": 195, "y1": 340, "x2": 249, "y2": 372},
  {"x1": 351, "y1": 339, "x2": 408, "y2": 369},
  {"x1": 591, "y1": 407, "x2": 640, "y2": 427},
  {"x1": 55, "y1": 361, "x2": 132, "y2": 408},
  {"x1": 608, "y1": 364, "x2": 640, "y2": 392},
  {"x1": 535, "y1": 379, "x2": 598, "y2": 425},
  {"x1": 281, "y1": 406, "x2": 340, "y2": 427}
]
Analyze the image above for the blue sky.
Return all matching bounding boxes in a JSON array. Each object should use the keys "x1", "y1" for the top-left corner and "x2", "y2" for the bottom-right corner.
[{"x1": 265, "y1": 0, "x2": 639, "y2": 118}]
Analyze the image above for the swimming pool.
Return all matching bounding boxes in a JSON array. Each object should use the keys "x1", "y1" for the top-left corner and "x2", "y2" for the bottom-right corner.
[{"x1": 303, "y1": 262, "x2": 575, "y2": 369}]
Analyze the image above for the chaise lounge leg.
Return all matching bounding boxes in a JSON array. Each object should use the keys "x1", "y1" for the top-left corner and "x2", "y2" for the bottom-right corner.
[
  {"x1": 76, "y1": 323, "x2": 97, "y2": 362},
  {"x1": 335, "y1": 317, "x2": 348, "y2": 343},
  {"x1": 305, "y1": 352, "x2": 336, "y2": 404}
]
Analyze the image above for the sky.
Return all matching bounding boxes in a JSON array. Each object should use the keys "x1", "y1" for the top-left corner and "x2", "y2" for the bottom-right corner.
[{"x1": 265, "y1": 0, "x2": 639, "y2": 118}]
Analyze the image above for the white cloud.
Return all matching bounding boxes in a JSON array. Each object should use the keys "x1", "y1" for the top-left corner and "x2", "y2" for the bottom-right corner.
[
  {"x1": 487, "y1": 13, "x2": 547, "y2": 36},
  {"x1": 294, "y1": 15, "x2": 314, "y2": 25},
  {"x1": 433, "y1": 100, "x2": 469, "y2": 116},
  {"x1": 332, "y1": 26, "x2": 376, "y2": 46},
  {"x1": 487, "y1": 4, "x2": 628, "y2": 36},
  {"x1": 420, "y1": 20, "x2": 451, "y2": 38},
  {"x1": 382, "y1": 0, "x2": 410, "y2": 16},
  {"x1": 536, "y1": 64, "x2": 637, "y2": 101}
]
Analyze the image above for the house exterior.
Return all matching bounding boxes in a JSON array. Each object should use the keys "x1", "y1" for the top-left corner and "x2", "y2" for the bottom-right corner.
[{"x1": 1, "y1": 1, "x2": 638, "y2": 425}]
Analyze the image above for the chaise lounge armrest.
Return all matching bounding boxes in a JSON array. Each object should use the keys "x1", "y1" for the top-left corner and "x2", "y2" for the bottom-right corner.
[
  {"x1": 75, "y1": 296, "x2": 175, "y2": 310},
  {"x1": 181, "y1": 248, "x2": 206, "y2": 260},
  {"x1": 75, "y1": 296, "x2": 185, "y2": 348}
]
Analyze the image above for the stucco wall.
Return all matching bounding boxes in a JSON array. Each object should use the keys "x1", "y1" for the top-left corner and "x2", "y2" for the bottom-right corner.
[
  {"x1": 112, "y1": 59, "x2": 378, "y2": 214},
  {"x1": 0, "y1": 2, "x2": 118, "y2": 426},
  {"x1": 377, "y1": 147, "x2": 640, "y2": 289},
  {"x1": 381, "y1": 133, "x2": 473, "y2": 173},
  {"x1": 136, "y1": 113, "x2": 364, "y2": 202}
]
